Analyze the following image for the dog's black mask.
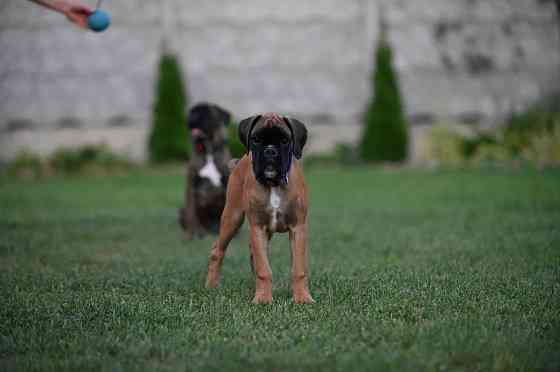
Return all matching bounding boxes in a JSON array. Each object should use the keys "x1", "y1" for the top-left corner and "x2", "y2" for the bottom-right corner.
[
  {"x1": 238, "y1": 114, "x2": 308, "y2": 187},
  {"x1": 250, "y1": 129, "x2": 293, "y2": 186}
]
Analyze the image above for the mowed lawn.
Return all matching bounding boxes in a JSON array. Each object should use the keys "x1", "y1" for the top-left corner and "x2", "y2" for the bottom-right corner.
[{"x1": 1, "y1": 166, "x2": 559, "y2": 371}]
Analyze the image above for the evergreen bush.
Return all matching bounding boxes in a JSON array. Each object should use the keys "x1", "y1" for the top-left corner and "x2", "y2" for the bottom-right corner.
[
  {"x1": 148, "y1": 53, "x2": 190, "y2": 163},
  {"x1": 359, "y1": 37, "x2": 409, "y2": 162}
]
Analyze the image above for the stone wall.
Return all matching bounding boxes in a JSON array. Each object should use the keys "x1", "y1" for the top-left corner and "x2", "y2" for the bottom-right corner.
[{"x1": 0, "y1": 0, "x2": 558, "y2": 161}]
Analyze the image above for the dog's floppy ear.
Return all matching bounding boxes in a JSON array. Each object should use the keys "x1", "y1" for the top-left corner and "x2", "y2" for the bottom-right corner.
[
  {"x1": 187, "y1": 106, "x2": 203, "y2": 129},
  {"x1": 217, "y1": 107, "x2": 232, "y2": 126},
  {"x1": 209, "y1": 104, "x2": 232, "y2": 127},
  {"x1": 238, "y1": 115, "x2": 261, "y2": 151},
  {"x1": 284, "y1": 117, "x2": 308, "y2": 159}
]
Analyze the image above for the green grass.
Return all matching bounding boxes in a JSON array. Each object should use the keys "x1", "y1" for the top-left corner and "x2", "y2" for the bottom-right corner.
[{"x1": 1, "y1": 166, "x2": 559, "y2": 371}]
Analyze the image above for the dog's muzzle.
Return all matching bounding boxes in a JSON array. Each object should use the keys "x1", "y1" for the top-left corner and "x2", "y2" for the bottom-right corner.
[
  {"x1": 263, "y1": 145, "x2": 279, "y2": 179},
  {"x1": 251, "y1": 142, "x2": 292, "y2": 186}
]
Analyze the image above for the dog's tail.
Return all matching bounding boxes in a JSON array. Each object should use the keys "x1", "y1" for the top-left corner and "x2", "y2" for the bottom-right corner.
[{"x1": 228, "y1": 158, "x2": 240, "y2": 172}]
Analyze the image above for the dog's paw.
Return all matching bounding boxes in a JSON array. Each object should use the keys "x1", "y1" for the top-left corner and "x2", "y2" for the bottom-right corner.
[
  {"x1": 185, "y1": 228, "x2": 205, "y2": 240},
  {"x1": 205, "y1": 277, "x2": 219, "y2": 289},
  {"x1": 205, "y1": 270, "x2": 221, "y2": 289},
  {"x1": 252, "y1": 293, "x2": 273, "y2": 304},
  {"x1": 293, "y1": 292, "x2": 315, "y2": 304}
]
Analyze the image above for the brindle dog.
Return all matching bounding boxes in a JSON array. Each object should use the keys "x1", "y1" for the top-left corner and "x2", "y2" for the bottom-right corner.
[{"x1": 179, "y1": 103, "x2": 232, "y2": 238}]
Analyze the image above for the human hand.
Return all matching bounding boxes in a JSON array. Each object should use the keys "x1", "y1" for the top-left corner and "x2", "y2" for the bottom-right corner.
[
  {"x1": 57, "y1": 0, "x2": 94, "y2": 29},
  {"x1": 30, "y1": 0, "x2": 95, "y2": 29}
]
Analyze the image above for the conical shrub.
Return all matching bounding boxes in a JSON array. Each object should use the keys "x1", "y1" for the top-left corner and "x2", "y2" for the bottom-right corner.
[
  {"x1": 148, "y1": 53, "x2": 190, "y2": 163},
  {"x1": 360, "y1": 37, "x2": 409, "y2": 163}
]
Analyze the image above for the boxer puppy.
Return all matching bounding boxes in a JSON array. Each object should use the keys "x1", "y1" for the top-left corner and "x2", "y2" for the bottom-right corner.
[
  {"x1": 179, "y1": 103, "x2": 232, "y2": 238},
  {"x1": 205, "y1": 113, "x2": 314, "y2": 304}
]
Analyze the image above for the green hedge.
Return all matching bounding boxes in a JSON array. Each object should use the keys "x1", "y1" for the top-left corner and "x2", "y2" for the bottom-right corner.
[
  {"x1": 423, "y1": 106, "x2": 560, "y2": 168},
  {"x1": 359, "y1": 38, "x2": 408, "y2": 163},
  {"x1": 148, "y1": 54, "x2": 190, "y2": 163},
  {"x1": 4, "y1": 145, "x2": 134, "y2": 179}
]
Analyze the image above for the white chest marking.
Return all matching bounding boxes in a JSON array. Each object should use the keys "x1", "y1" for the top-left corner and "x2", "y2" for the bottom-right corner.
[
  {"x1": 199, "y1": 155, "x2": 222, "y2": 187},
  {"x1": 270, "y1": 188, "x2": 281, "y2": 209},
  {"x1": 269, "y1": 187, "x2": 281, "y2": 230}
]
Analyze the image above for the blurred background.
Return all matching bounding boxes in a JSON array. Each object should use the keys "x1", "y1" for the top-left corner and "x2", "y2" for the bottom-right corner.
[{"x1": 0, "y1": 0, "x2": 559, "y2": 169}]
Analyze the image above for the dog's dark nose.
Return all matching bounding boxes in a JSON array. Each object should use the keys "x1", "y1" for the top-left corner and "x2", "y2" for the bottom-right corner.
[{"x1": 263, "y1": 146, "x2": 278, "y2": 158}]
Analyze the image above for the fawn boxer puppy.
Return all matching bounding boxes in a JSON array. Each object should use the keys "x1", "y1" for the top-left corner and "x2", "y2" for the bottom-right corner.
[{"x1": 205, "y1": 113, "x2": 314, "y2": 304}]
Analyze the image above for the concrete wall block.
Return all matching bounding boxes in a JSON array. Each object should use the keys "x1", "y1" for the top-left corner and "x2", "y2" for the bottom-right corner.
[
  {"x1": 185, "y1": 68, "x2": 368, "y2": 119},
  {"x1": 171, "y1": 0, "x2": 362, "y2": 26},
  {"x1": 174, "y1": 22, "x2": 366, "y2": 73},
  {"x1": 386, "y1": 0, "x2": 557, "y2": 25},
  {"x1": 0, "y1": 75, "x2": 42, "y2": 126},
  {"x1": 0, "y1": 0, "x2": 63, "y2": 28},
  {"x1": 0, "y1": 72, "x2": 152, "y2": 131},
  {"x1": 512, "y1": 20, "x2": 560, "y2": 72},
  {"x1": 306, "y1": 121, "x2": 362, "y2": 154},
  {"x1": 400, "y1": 72, "x2": 495, "y2": 119},
  {"x1": 473, "y1": 0, "x2": 558, "y2": 22},
  {"x1": 37, "y1": 28, "x2": 161, "y2": 76},
  {"x1": 384, "y1": 0, "x2": 467, "y2": 24},
  {"x1": 0, "y1": 30, "x2": 44, "y2": 75},
  {"x1": 102, "y1": 1, "x2": 162, "y2": 26},
  {"x1": 389, "y1": 23, "x2": 442, "y2": 70},
  {"x1": 434, "y1": 22, "x2": 521, "y2": 73},
  {"x1": 0, "y1": 126, "x2": 149, "y2": 161},
  {"x1": 0, "y1": 28, "x2": 160, "y2": 78},
  {"x1": 400, "y1": 70, "x2": 546, "y2": 123}
]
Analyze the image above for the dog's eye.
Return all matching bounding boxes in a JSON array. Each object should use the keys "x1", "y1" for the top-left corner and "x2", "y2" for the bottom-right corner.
[
  {"x1": 252, "y1": 136, "x2": 262, "y2": 144},
  {"x1": 281, "y1": 137, "x2": 289, "y2": 144}
]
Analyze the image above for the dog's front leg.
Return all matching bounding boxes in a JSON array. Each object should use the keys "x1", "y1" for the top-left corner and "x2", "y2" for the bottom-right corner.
[
  {"x1": 289, "y1": 223, "x2": 314, "y2": 304},
  {"x1": 250, "y1": 225, "x2": 273, "y2": 304},
  {"x1": 205, "y1": 207, "x2": 244, "y2": 289},
  {"x1": 206, "y1": 162, "x2": 245, "y2": 289}
]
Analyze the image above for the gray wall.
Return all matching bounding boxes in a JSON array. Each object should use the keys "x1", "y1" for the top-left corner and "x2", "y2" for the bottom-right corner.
[{"x1": 1, "y1": 0, "x2": 558, "y2": 160}]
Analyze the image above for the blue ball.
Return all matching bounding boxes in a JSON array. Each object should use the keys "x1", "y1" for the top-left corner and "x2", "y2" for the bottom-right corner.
[{"x1": 88, "y1": 9, "x2": 111, "y2": 32}]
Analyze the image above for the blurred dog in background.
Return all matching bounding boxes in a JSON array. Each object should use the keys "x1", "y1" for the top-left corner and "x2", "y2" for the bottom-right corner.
[{"x1": 179, "y1": 103, "x2": 232, "y2": 238}]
